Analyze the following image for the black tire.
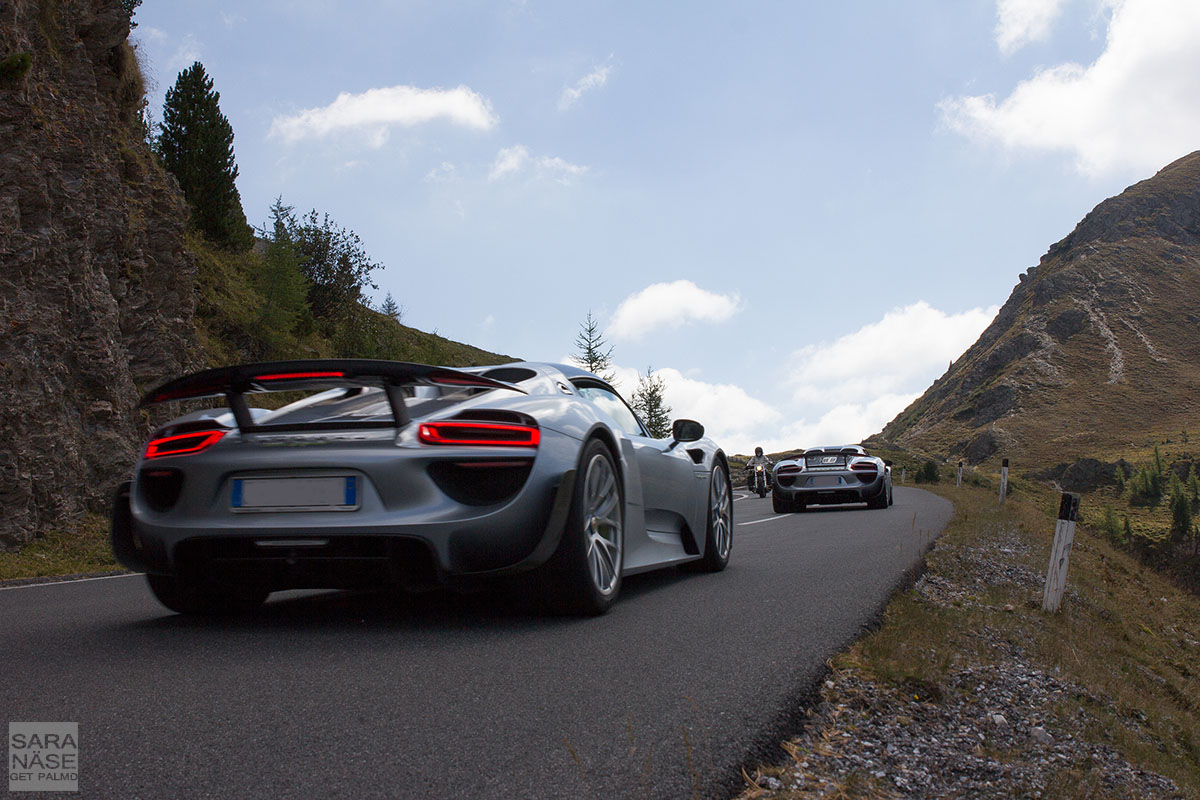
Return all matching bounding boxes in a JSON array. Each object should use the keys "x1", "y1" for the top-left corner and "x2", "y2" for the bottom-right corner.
[
  {"x1": 772, "y1": 491, "x2": 793, "y2": 513},
  {"x1": 146, "y1": 574, "x2": 268, "y2": 615},
  {"x1": 697, "y1": 463, "x2": 733, "y2": 572},
  {"x1": 867, "y1": 483, "x2": 889, "y2": 510},
  {"x1": 541, "y1": 439, "x2": 624, "y2": 615}
]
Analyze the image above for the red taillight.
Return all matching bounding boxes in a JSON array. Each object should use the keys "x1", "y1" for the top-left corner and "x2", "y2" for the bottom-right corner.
[
  {"x1": 777, "y1": 465, "x2": 802, "y2": 475},
  {"x1": 850, "y1": 462, "x2": 878, "y2": 472},
  {"x1": 144, "y1": 430, "x2": 226, "y2": 459},
  {"x1": 418, "y1": 421, "x2": 540, "y2": 447},
  {"x1": 256, "y1": 371, "x2": 345, "y2": 381}
]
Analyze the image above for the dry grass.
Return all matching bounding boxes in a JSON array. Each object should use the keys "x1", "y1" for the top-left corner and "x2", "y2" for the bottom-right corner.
[
  {"x1": 0, "y1": 513, "x2": 122, "y2": 581},
  {"x1": 827, "y1": 483, "x2": 1200, "y2": 797}
]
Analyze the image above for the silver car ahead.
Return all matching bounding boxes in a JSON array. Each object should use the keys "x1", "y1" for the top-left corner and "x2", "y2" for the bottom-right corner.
[{"x1": 771, "y1": 445, "x2": 893, "y2": 513}]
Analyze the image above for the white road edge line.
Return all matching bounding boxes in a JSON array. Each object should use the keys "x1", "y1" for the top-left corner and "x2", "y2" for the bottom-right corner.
[
  {"x1": 737, "y1": 516, "x2": 784, "y2": 526},
  {"x1": 0, "y1": 573, "x2": 140, "y2": 591}
]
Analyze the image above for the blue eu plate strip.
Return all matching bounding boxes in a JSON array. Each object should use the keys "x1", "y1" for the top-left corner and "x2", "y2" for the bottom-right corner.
[
  {"x1": 231, "y1": 479, "x2": 244, "y2": 507},
  {"x1": 344, "y1": 477, "x2": 357, "y2": 507}
]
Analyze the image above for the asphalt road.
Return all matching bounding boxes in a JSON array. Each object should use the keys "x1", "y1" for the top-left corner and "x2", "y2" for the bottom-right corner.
[{"x1": 2, "y1": 486, "x2": 952, "y2": 799}]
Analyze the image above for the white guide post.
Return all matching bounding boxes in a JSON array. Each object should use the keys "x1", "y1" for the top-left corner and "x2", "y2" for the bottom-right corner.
[
  {"x1": 957, "y1": 461, "x2": 963, "y2": 488},
  {"x1": 999, "y1": 458, "x2": 1009, "y2": 505},
  {"x1": 1042, "y1": 492, "x2": 1080, "y2": 613},
  {"x1": 900, "y1": 467, "x2": 905, "y2": 484}
]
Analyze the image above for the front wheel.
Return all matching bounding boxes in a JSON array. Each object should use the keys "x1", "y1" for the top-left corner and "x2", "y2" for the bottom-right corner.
[
  {"x1": 696, "y1": 463, "x2": 733, "y2": 571},
  {"x1": 541, "y1": 439, "x2": 624, "y2": 615}
]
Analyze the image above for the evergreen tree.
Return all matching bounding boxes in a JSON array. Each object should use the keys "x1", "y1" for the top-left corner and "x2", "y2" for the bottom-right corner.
[
  {"x1": 251, "y1": 198, "x2": 310, "y2": 355},
  {"x1": 158, "y1": 61, "x2": 253, "y2": 250},
  {"x1": 1169, "y1": 473, "x2": 1192, "y2": 545},
  {"x1": 572, "y1": 311, "x2": 615, "y2": 383},
  {"x1": 379, "y1": 292, "x2": 403, "y2": 322},
  {"x1": 630, "y1": 366, "x2": 672, "y2": 438}
]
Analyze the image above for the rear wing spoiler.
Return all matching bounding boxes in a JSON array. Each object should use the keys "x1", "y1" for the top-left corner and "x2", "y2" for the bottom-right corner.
[{"x1": 140, "y1": 359, "x2": 524, "y2": 433}]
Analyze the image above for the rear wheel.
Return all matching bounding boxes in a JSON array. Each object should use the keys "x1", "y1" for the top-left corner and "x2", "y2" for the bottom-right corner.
[
  {"x1": 697, "y1": 463, "x2": 733, "y2": 571},
  {"x1": 772, "y1": 492, "x2": 793, "y2": 513},
  {"x1": 542, "y1": 439, "x2": 624, "y2": 615},
  {"x1": 867, "y1": 483, "x2": 889, "y2": 510},
  {"x1": 146, "y1": 574, "x2": 268, "y2": 615}
]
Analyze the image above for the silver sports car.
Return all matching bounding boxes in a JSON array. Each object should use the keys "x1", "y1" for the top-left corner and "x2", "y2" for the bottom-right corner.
[
  {"x1": 770, "y1": 445, "x2": 892, "y2": 513},
  {"x1": 111, "y1": 360, "x2": 733, "y2": 615}
]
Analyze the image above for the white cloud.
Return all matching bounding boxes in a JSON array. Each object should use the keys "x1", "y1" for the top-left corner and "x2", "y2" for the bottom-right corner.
[
  {"x1": 940, "y1": 0, "x2": 1200, "y2": 177},
  {"x1": 489, "y1": 145, "x2": 529, "y2": 180},
  {"x1": 167, "y1": 33, "x2": 202, "y2": 75},
  {"x1": 589, "y1": 302, "x2": 996, "y2": 456},
  {"x1": 269, "y1": 85, "x2": 497, "y2": 146},
  {"x1": 751, "y1": 394, "x2": 922, "y2": 456},
  {"x1": 610, "y1": 365, "x2": 780, "y2": 454},
  {"x1": 220, "y1": 12, "x2": 246, "y2": 30},
  {"x1": 609, "y1": 281, "x2": 741, "y2": 340},
  {"x1": 995, "y1": 0, "x2": 1069, "y2": 54},
  {"x1": 559, "y1": 59, "x2": 614, "y2": 110},
  {"x1": 488, "y1": 145, "x2": 588, "y2": 184},
  {"x1": 425, "y1": 162, "x2": 460, "y2": 183},
  {"x1": 787, "y1": 301, "x2": 998, "y2": 404}
]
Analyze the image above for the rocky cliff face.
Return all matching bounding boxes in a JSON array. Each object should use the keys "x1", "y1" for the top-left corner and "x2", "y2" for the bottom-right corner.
[
  {"x1": 878, "y1": 151, "x2": 1200, "y2": 467},
  {"x1": 0, "y1": 0, "x2": 197, "y2": 548}
]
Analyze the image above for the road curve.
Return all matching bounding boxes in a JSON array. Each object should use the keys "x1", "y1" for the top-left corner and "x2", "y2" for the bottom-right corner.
[{"x1": 1, "y1": 486, "x2": 952, "y2": 799}]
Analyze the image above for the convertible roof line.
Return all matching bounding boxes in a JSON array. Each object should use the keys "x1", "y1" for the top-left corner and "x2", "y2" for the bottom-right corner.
[{"x1": 139, "y1": 359, "x2": 525, "y2": 433}]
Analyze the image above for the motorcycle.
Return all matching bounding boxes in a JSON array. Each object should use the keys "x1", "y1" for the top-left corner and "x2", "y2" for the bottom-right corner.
[{"x1": 749, "y1": 463, "x2": 769, "y2": 498}]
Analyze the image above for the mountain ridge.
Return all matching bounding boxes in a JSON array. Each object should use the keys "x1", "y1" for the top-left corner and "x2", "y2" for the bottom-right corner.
[{"x1": 876, "y1": 151, "x2": 1200, "y2": 469}]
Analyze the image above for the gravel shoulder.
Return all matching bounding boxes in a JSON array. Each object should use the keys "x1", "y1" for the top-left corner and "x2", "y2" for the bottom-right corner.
[{"x1": 738, "y1": 486, "x2": 1197, "y2": 800}]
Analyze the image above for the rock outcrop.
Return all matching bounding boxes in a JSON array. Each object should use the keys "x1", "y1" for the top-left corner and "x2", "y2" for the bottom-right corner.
[
  {"x1": 878, "y1": 152, "x2": 1200, "y2": 468},
  {"x1": 0, "y1": 0, "x2": 196, "y2": 548}
]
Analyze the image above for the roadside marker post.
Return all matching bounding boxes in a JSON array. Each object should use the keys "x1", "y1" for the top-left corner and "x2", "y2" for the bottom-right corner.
[
  {"x1": 999, "y1": 458, "x2": 1009, "y2": 506},
  {"x1": 957, "y1": 461, "x2": 963, "y2": 488},
  {"x1": 901, "y1": 467, "x2": 905, "y2": 484},
  {"x1": 1042, "y1": 492, "x2": 1080, "y2": 613}
]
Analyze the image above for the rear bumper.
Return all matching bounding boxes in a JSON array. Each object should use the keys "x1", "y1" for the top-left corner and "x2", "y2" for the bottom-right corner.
[
  {"x1": 772, "y1": 471, "x2": 886, "y2": 506},
  {"x1": 111, "y1": 431, "x2": 583, "y2": 590}
]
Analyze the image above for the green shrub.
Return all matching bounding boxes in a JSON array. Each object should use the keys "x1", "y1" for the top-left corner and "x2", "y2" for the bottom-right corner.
[
  {"x1": 0, "y1": 52, "x2": 32, "y2": 85},
  {"x1": 915, "y1": 460, "x2": 940, "y2": 484}
]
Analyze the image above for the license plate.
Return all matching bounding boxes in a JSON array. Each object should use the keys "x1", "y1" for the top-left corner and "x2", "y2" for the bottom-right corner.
[
  {"x1": 231, "y1": 476, "x2": 358, "y2": 512},
  {"x1": 810, "y1": 475, "x2": 843, "y2": 488}
]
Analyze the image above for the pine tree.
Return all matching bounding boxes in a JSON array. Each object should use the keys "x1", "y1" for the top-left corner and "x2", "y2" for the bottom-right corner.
[
  {"x1": 630, "y1": 366, "x2": 672, "y2": 438},
  {"x1": 250, "y1": 198, "x2": 310, "y2": 355},
  {"x1": 572, "y1": 311, "x2": 616, "y2": 383},
  {"x1": 158, "y1": 61, "x2": 253, "y2": 250},
  {"x1": 1169, "y1": 473, "x2": 1192, "y2": 545},
  {"x1": 379, "y1": 292, "x2": 403, "y2": 322}
]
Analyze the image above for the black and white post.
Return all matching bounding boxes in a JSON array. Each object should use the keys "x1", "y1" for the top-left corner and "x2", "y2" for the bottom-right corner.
[
  {"x1": 999, "y1": 458, "x2": 1009, "y2": 505},
  {"x1": 957, "y1": 460, "x2": 963, "y2": 488},
  {"x1": 1042, "y1": 492, "x2": 1081, "y2": 613}
]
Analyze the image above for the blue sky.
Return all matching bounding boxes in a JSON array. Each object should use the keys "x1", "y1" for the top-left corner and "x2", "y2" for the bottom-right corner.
[{"x1": 133, "y1": 0, "x2": 1200, "y2": 455}]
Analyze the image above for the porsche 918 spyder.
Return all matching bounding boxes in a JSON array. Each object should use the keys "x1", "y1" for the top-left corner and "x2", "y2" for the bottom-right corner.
[
  {"x1": 111, "y1": 360, "x2": 733, "y2": 615},
  {"x1": 770, "y1": 445, "x2": 892, "y2": 512}
]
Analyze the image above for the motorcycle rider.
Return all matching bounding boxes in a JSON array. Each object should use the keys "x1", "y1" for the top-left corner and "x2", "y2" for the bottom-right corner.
[{"x1": 745, "y1": 446, "x2": 772, "y2": 491}]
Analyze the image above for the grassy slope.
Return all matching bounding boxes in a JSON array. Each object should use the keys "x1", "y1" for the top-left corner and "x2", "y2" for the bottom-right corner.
[{"x1": 742, "y1": 478, "x2": 1200, "y2": 799}]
